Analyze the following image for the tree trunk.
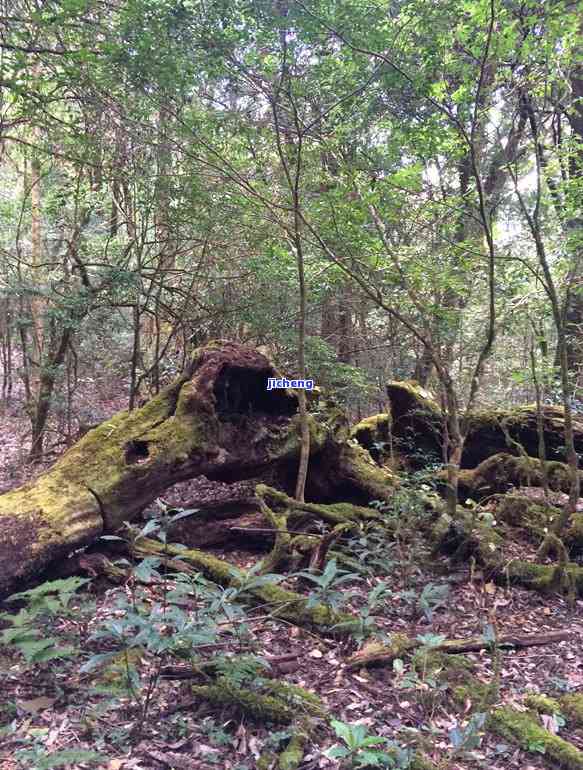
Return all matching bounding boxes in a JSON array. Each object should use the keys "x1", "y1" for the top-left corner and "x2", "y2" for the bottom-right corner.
[
  {"x1": 558, "y1": 22, "x2": 583, "y2": 386},
  {"x1": 0, "y1": 341, "x2": 395, "y2": 599}
]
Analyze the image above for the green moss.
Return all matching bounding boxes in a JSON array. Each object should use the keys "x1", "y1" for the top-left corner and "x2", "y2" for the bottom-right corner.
[
  {"x1": 561, "y1": 694, "x2": 583, "y2": 728},
  {"x1": 257, "y1": 484, "x2": 380, "y2": 526},
  {"x1": 469, "y1": 453, "x2": 583, "y2": 498},
  {"x1": 412, "y1": 650, "x2": 473, "y2": 679},
  {"x1": 324, "y1": 501, "x2": 380, "y2": 521},
  {"x1": 525, "y1": 693, "x2": 562, "y2": 715},
  {"x1": 262, "y1": 682, "x2": 325, "y2": 717},
  {"x1": 432, "y1": 509, "x2": 504, "y2": 566},
  {"x1": 496, "y1": 494, "x2": 557, "y2": 533},
  {"x1": 351, "y1": 413, "x2": 392, "y2": 436},
  {"x1": 338, "y1": 442, "x2": 398, "y2": 501},
  {"x1": 387, "y1": 381, "x2": 440, "y2": 415},
  {"x1": 412, "y1": 648, "x2": 583, "y2": 768},
  {"x1": 350, "y1": 414, "x2": 393, "y2": 463},
  {"x1": 278, "y1": 731, "x2": 307, "y2": 770},
  {"x1": 191, "y1": 682, "x2": 295, "y2": 724},
  {"x1": 489, "y1": 707, "x2": 583, "y2": 769},
  {"x1": 191, "y1": 680, "x2": 322, "y2": 727},
  {"x1": 504, "y1": 561, "x2": 571, "y2": 593},
  {"x1": 565, "y1": 514, "x2": 583, "y2": 557}
]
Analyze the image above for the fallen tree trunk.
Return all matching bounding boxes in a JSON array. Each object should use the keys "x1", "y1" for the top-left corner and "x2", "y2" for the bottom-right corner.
[
  {"x1": 454, "y1": 453, "x2": 583, "y2": 500},
  {"x1": 353, "y1": 381, "x2": 583, "y2": 471},
  {"x1": 0, "y1": 341, "x2": 395, "y2": 600}
]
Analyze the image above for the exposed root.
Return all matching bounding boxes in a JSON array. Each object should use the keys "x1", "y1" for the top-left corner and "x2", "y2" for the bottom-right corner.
[
  {"x1": 255, "y1": 488, "x2": 292, "y2": 574},
  {"x1": 432, "y1": 510, "x2": 583, "y2": 597}
]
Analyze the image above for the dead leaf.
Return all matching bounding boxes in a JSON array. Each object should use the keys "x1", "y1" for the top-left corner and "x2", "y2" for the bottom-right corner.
[
  {"x1": 17, "y1": 696, "x2": 56, "y2": 714},
  {"x1": 235, "y1": 723, "x2": 247, "y2": 754},
  {"x1": 541, "y1": 713, "x2": 560, "y2": 734}
]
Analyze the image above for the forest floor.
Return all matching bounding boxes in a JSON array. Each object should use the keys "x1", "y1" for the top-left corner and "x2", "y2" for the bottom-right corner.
[{"x1": 1, "y1": 392, "x2": 583, "y2": 770}]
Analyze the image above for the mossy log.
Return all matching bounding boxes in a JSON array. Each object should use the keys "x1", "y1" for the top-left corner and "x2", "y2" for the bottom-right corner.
[
  {"x1": 489, "y1": 707, "x2": 583, "y2": 769},
  {"x1": 346, "y1": 631, "x2": 570, "y2": 670},
  {"x1": 190, "y1": 678, "x2": 325, "y2": 724},
  {"x1": 459, "y1": 453, "x2": 583, "y2": 499},
  {"x1": 367, "y1": 381, "x2": 583, "y2": 470},
  {"x1": 0, "y1": 341, "x2": 395, "y2": 600}
]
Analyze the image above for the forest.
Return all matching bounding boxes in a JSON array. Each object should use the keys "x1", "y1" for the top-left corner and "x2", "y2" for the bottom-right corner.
[{"x1": 1, "y1": 0, "x2": 583, "y2": 768}]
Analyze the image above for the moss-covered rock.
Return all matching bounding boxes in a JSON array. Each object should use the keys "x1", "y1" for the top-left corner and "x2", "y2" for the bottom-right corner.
[
  {"x1": 431, "y1": 510, "x2": 504, "y2": 566},
  {"x1": 500, "y1": 560, "x2": 583, "y2": 596},
  {"x1": 463, "y1": 453, "x2": 579, "y2": 498}
]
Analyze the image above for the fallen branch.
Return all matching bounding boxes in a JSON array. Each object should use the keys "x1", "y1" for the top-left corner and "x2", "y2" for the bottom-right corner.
[{"x1": 346, "y1": 630, "x2": 571, "y2": 670}]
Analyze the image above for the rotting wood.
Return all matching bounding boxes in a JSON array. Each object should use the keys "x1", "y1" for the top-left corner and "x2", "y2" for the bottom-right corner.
[
  {"x1": 346, "y1": 630, "x2": 571, "y2": 669},
  {"x1": 0, "y1": 341, "x2": 395, "y2": 600}
]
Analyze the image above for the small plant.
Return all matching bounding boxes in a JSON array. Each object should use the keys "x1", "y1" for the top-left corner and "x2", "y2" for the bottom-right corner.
[
  {"x1": 343, "y1": 526, "x2": 397, "y2": 577},
  {"x1": 448, "y1": 712, "x2": 487, "y2": 757},
  {"x1": 297, "y1": 559, "x2": 359, "y2": 611},
  {"x1": 82, "y1": 507, "x2": 257, "y2": 737},
  {"x1": 416, "y1": 582, "x2": 450, "y2": 621},
  {"x1": 14, "y1": 743, "x2": 106, "y2": 769},
  {"x1": 0, "y1": 577, "x2": 89, "y2": 664},
  {"x1": 200, "y1": 717, "x2": 235, "y2": 748},
  {"x1": 213, "y1": 653, "x2": 271, "y2": 688},
  {"x1": 324, "y1": 719, "x2": 412, "y2": 768},
  {"x1": 344, "y1": 581, "x2": 392, "y2": 642}
]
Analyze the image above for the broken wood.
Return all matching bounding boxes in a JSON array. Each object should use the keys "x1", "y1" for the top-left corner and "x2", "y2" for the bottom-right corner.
[
  {"x1": 346, "y1": 630, "x2": 571, "y2": 669},
  {"x1": 0, "y1": 341, "x2": 395, "y2": 600}
]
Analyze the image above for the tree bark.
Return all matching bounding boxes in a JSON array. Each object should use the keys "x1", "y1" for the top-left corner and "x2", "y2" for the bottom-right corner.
[{"x1": 0, "y1": 341, "x2": 394, "y2": 599}]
